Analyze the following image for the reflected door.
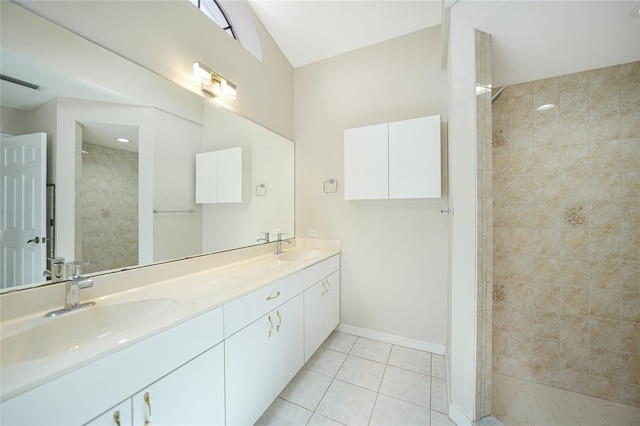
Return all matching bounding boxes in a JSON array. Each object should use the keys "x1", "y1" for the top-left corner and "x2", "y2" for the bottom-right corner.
[{"x1": 0, "y1": 132, "x2": 47, "y2": 289}]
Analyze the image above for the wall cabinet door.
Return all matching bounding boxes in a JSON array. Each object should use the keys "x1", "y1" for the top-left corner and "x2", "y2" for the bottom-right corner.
[
  {"x1": 131, "y1": 344, "x2": 225, "y2": 426},
  {"x1": 195, "y1": 147, "x2": 249, "y2": 204},
  {"x1": 388, "y1": 115, "x2": 440, "y2": 199},
  {"x1": 304, "y1": 271, "x2": 341, "y2": 361},
  {"x1": 344, "y1": 123, "x2": 388, "y2": 200}
]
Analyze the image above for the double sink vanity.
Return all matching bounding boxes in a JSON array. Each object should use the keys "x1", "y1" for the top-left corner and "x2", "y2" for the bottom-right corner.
[{"x1": 0, "y1": 241, "x2": 341, "y2": 425}]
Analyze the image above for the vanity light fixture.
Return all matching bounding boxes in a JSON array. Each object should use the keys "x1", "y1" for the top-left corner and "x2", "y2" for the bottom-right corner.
[
  {"x1": 193, "y1": 61, "x2": 237, "y2": 100},
  {"x1": 115, "y1": 137, "x2": 131, "y2": 143}
]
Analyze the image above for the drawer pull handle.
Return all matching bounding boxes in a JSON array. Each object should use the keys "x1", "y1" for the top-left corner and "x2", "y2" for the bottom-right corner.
[
  {"x1": 266, "y1": 291, "x2": 281, "y2": 301},
  {"x1": 325, "y1": 279, "x2": 330, "y2": 294},
  {"x1": 268, "y1": 314, "x2": 273, "y2": 337},
  {"x1": 276, "y1": 310, "x2": 282, "y2": 332},
  {"x1": 113, "y1": 411, "x2": 121, "y2": 426},
  {"x1": 144, "y1": 392, "x2": 152, "y2": 426}
]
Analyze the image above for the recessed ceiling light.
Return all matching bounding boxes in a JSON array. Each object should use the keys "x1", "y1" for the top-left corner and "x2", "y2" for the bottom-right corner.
[
  {"x1": 115, "y1": 137, "x2": 131, "y2": 143},
  {"x1": 630, "y1": 3, "x2": 640, "y2": 18},
  {"x1": 535, "y1": 103, "x2": 556, "y2": 111}
]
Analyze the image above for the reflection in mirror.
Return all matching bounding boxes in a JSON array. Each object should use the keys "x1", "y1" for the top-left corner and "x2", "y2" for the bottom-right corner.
[{"x1": 0, "y1": 2, "x2": 294, "y2": 292}]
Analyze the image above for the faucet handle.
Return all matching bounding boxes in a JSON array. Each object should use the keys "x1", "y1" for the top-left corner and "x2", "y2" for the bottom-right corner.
[
  {"x1": 73, "y1": 276, "x2": 94, "y2": 289},
  {"x1": 66, "y1": 261, "x2": 89, "y2": 279}
]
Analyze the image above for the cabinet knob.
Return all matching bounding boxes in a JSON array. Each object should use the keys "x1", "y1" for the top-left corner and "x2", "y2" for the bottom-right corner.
[{"x1": 144, "y1": 392, "x2": 152, "y2": 426}]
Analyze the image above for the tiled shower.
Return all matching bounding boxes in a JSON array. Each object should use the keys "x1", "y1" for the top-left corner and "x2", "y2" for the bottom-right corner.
[{"x1": 490, "y1": 60, "x2": 640, "y2": 408}]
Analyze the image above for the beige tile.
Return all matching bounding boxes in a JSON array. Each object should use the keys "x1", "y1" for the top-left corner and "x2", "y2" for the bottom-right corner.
[
  {"x1": 316, "y1": 380, "x2": 377, "y2": 425},
  {"x1": 350, "y1": 337, "x2": 392, "y2": 364},
  {"x1": 589, "y1": 110, "x2": 620, "y2": 142},
  {"x1": 560, "y1": 343, "x2": 590, "y2": 373},
  {"x1": 590, "y1": 169, "x2": 621, "y2": 202},
  {"x1": 559, "y1": 259, "x2": 590, "y2": 287},
  {"x1": 589, "y1": 347, "x2": 621, "y2": 380},
  {"x1": 534, "y1": 230, "x2": 562, "y2": 257},
  {"x1": 369, "y1": 394, "x2": 430, "y2": 426},
  {"x1": 534, "y1": 117, "x2": 561, "y2": 147},
  {"x1": 559, "y1": 114, "x2": 589, "y2": 145},
  {"x1": 560, "y1": 83, "x2": 589, "y2": 116},
  {"x1": 431, "y1": 410, "x2": 456, "y2": 426},
  {"x1": 256, "y1": 397, "x2": 313, "y2": 426},
  {"x1": 621, "y1": 140, "x2": 640, "y2": 171},
  {"x1": 589, "y1": 140, "x2": 621, "y2": 170},
  {"x1": 533, "y1": 146, "x2": 562, "y2": 174},
  {"x1": 431, "y1": 354, "x2": 446, "y2": 379},
  {"x1": 589, "y1": 230, "x2": 621, "y2": 261},
  {"x1": 621, "y1": 200, "x2": 640, "y2": 230},
  {"x1": 508, "y1": 83, "x2": 533, "y2": 98},
  {"x1": 590, "y1": 317, "x2": 622, "y2": 349},
  {"x1": 589, "y1": 81, "x2": 621, "y2": 114},
  {"x1": 589, "y1": 65, "x2": 620, "y2": 83},
  {"x1": 561, "y1": 229, "x2": 590, "y2": 259},
  {"x1": 619, "y1": 383, "x2": 640, "y2": 407},
  {"x1": 279, "y1": 368, "x2": 332, "y2": 411},
  {"x1": 561, "y1": 173, "x2": 591, "y2": 203},
  {"x1": 621, "y1": 169, "x2": 640, "y2": 201},
  {"x1": 379, "y1": 365, "x2": 431, "y2": 408},
  {"x1": 559, "y1": 314, "x2": 590, "y2": 345},
  {"x1": 305, "y1": 347, "x2": 348, "y2": 378},
  {"x1": 508, "y1": 358, "x2": 534, "y2": 381},
  {"x1": 533, "y1": 338, "x2": 562, "y2": 371},
  {"x1": 622, "y1": 262, "x2": 640, "y2": 293},
  {"x1": 534, "y1": 173, "x2": 563, "y2": 202},
  {"x1": 560, "y1": 286, "x2": 589, "y2": 316},
  {"x1": 621, "y1": 79, "x2": 640, "y2": 108},
  {"x1": 620, "y1": 106, "x2": 640, "y2": 139},
  {"x1": 431, "y1": 376, "x2": 449, "y2": 414},
  {"x1": 388, "y1": 345, "x2": 432, "y2": 376},
  {"x1": 622, "y1": 230, "x2": 640, "y2": 262},
  {"x1": 622, "y1": 292, "x2": 640, "y2": 323},
  {"x1": 561, "y1": 145, "x2": 591, "y2": 175},
  {"x1": 588, "y1": 375, "x2": 621, "y2": 402},
  {"x1": 306, "y1": 413, "x2": 344, "y2": 426},
  {"x1": 336, "y1": 355, "x2": 386, "y2": 392},
  {"x1": 590, "y1": 260, "x2": 622, "y2": 289},
  {"x1": 322, "y1": 331, "x2": 358, "y2": 354},
  {"x1": 508, "y1": 122, "x2": 534, "y2": 148},
  {"x1": 589, "y1": 287, "x2": 622, "y2": 321},
  {"x1": 590, "y1": 200, "x2": 622, "y2": 230},
  {"x1": 532, "y1": 311, "x2": 560, "y2": 339},
  {"x1": 621, "y1": 352, "x2": 640, "y2": 386},
  {"x1": 622, "y1": 322, "x2": 640, "y2": 354}
]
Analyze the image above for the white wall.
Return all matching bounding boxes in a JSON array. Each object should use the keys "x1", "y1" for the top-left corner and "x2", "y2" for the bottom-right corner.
[{"x1": 295, "y1": 27, "x2": 448, "y2": 347}]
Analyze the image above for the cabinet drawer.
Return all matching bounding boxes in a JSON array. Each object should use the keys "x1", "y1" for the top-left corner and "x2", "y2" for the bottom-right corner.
[
  {"x1": 303, "y1": 255, "x2": 340, "y2": 290},
  {"x1": 224, "y1": 271, "x2": 303, "y2": 338}
]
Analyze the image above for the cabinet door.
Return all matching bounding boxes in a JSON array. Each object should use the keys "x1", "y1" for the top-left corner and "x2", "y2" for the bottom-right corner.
[
  {"x1": 388, "y1": 115, "x2": 441, "y2": 199},
  {"x1": 324, "y1": 271, "x2": 341, "y2": 334},
  {"x1": 225, "y1": 314, "x2": 274, "y2": 426},
  {"x1": 273, "y1": 294, "x2": 304, "y2": 395},
  {"x1": 344, "y1": 123, "x2": 389, "y2": 200},
  {"x1": 85, "y1": 400, "x2": 132, "y2": 426},
  {"x1": 304, "y1": 279, "x2": 326, "y2": 362},
  {"x1": 132, "y1": 344, "x2": 225, "y2": 426}
]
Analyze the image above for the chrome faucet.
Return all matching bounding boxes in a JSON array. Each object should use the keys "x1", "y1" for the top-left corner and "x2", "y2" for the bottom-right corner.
[
  {"x1": 275, "y1": 232, "x2": 291, "y2": 255},
  {"x1": 43, "y1": 257, "x2": 65, "y2": 283},
  {"x1": 257, "y1": 231, "x2": 270, "y2": 243},
  {"x1": 45, "y1": 262, "x2": 95, "y2": 317}
]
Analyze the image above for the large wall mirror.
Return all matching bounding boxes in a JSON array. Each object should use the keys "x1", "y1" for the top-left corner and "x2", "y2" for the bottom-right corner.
[{"x1": 0, "y1": 2, "x2": 294, "y2": 292}]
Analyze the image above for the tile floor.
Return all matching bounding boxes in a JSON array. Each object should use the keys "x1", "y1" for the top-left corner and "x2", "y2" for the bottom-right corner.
[
  {"x1": 256, "y1": 331, "x2": 454, "y2": 426},
  {"x1": 492, "y1": 373, "x2": 640, "y2": 426}
]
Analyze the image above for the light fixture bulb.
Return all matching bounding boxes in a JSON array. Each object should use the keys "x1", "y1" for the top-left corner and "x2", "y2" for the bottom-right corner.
[
  {"x1": 193, "y1": 61, "x2": 212, "y2": 84},
  {"x1": 115, "y1": 137, "x2": 131, "y2": 143}
]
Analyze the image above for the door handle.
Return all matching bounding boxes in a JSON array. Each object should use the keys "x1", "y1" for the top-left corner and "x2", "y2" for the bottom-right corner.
[{"x1": 26, "y1": 237, "x2": 40, "y2": 244}]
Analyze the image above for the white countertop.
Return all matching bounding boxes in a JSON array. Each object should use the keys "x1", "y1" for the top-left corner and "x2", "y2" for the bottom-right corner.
[{"x1": 0, "y1": 245, "x2": 340, "y2": 402}]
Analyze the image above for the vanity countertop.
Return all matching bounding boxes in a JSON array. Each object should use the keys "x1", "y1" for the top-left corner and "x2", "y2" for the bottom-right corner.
[{"x1": 0, "y1": 244, "x2": 340, "y2": 402}]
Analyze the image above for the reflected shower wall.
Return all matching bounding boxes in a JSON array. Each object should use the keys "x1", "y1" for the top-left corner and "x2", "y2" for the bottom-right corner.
[
  {"x1": 77, "y1": 142, "x2": 138, "y2": 273},
  {"x1": 491, "y1": 61, "x2": 640, "y2": 407}
]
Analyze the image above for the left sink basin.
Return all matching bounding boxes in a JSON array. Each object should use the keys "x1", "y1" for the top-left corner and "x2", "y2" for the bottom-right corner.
[{"x1": 1, "y1": 298, "x2": 177, "y2": 365}]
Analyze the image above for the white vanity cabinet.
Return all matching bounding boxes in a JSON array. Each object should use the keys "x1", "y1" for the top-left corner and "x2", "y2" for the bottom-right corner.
[
  {"x1": 303, "y1": 255, "x2": 341, "y2": 361},
  {"x1": 86, "y1": 344, "x2": 225, "y2": 426},
  {"x1": 344, "y1": 115, "x2": 441, "y2": 200},
  {"x1": 225, "y1": 294, "x2": 304, "y2": 426}
]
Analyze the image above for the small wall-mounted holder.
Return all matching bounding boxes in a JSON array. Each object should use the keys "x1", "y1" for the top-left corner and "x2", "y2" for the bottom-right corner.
[
  {"x1": 255, "y1": 183, "x2": 267, "y2": 196},
  {"x1": 440, "y1": 208, "x2": 455, "y2": 215},
  {"x1": 324, "y1": 179, "x2": 338, "y2": 194}
]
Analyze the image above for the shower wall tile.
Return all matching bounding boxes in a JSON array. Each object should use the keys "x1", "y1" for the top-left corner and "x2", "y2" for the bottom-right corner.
[{"x1": 491, "y1": 61, "x2": 640, "y2": 408}]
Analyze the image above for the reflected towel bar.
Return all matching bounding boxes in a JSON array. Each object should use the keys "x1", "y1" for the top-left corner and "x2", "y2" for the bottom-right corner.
[{"x1": 153, "y1": 209, "x2": 196, "y2": 214}]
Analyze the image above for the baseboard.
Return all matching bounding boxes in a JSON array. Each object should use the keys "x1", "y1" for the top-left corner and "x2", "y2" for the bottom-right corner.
[
  {"x1": 449, "y1": 403, "x2": 472, "y2": 426},
  {"x1": 335, "y1": 324, "x2": 446, "y2": 355}
]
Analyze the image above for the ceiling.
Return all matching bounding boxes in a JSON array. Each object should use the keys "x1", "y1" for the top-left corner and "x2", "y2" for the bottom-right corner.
[
  {"x1": 247, "y1": 0, "x2": 443, "y2": 68},
  {"x1": 247, "y1": 0, "x2": 640, "y2": 85}
]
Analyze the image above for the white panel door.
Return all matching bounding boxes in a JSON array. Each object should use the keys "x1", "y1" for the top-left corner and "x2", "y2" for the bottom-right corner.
[
  {"x1": 0, "y1": 132, "x2": 47, "y2": 289},
  {"x1": 344, "y1": 123, "x2": 389, "y2": 200},
  {"x1": 388, "y1": 116, "x2": 441, "y2": 199}
]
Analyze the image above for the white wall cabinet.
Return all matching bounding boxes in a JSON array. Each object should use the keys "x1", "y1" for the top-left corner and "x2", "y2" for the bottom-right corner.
[
  {"x1": 195, "y1": 146, "x2": 250, "y2": 203},
  {"x1": 87, "y1": 344, "x2": 225, "y2": 426},
  {"x1": 225, "y1": 294, "x2": 304, "y2": 426},
  {"x1": 304, "y1": 270, "x2": 341, "y2": 362},
  {"x1": 344, "y1": 115, "x2": 441, "y2": 200}
]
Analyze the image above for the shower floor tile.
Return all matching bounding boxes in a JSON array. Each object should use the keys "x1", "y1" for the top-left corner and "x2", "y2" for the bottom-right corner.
[{"x1": 492, "y1": 373, "x2": 640, "y2": 426}]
